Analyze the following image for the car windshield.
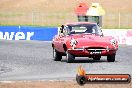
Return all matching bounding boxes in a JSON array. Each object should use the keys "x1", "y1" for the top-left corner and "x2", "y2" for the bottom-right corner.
[{"x1": 67, "y1": 24, "x2": 101, "y2": 35}]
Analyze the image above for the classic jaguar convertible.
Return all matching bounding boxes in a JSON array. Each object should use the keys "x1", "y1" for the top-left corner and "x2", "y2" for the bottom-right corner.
[{"x1": 52, "y1": 22, "x2": 118, "y2": 63}]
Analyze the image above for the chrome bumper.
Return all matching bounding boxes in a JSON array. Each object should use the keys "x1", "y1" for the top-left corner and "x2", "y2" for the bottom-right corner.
[{"x1": 68, "y1": 46, "x2": 114, "y2": 52}]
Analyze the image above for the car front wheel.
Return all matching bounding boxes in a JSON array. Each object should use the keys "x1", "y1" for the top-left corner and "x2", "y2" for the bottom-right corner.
[
  {"x1": 66, "y1": 51, "x2": 75, "y2": 63},
  {"x1": 107, "y1": 54, "x2": 115, "y2": 62},
  {"x1": 53, "y1": 48, "x2": 62, "y2": 61}
]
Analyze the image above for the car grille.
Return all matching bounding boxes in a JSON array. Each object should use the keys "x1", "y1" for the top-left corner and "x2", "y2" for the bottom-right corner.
[{"x1": 86, "y1": 47, "x2": 106, "y2": 52}]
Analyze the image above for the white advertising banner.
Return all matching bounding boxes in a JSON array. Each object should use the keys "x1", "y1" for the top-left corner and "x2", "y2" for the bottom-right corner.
[{"x1": 102, "y1": 29, "x2": 132, "y2": 45}]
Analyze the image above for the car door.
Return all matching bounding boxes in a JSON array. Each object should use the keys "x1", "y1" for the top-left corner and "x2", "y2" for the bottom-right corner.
[
  {"x1": 53, "y1": 35, "x2": 60, "y2": 51},
  {"x1": 59, "y1": 35, "x2": 66, "y2": 52},
  {"x1": 57, "y1": 26, "x2": 68, "y2": 52},
  {"x1": 54, "y1": 25, "x2": 66, "y2": 52}
]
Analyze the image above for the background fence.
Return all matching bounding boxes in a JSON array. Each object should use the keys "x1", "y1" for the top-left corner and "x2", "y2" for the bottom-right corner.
[{"x1": 0, "y1": 12, "x2": 131, "y2": 28}]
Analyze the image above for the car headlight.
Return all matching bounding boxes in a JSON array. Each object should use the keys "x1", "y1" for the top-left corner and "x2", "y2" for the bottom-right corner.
[
  {"x1": 110, "y1": 39, "x2": 116, "y2": 46},
  {"x1": 70, "y1": 39, "x2": 78, "y2": 47}
]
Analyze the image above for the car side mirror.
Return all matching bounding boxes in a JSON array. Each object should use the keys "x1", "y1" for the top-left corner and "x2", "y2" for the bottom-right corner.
[
  {"x1": 100, "y1": 30, "x2": 104, "y2": 37},
  {"x1": 58, "y1": 27, "x2": 63, "y2": 35},
  {"x1": 60, "y1": 25, "x2": 64, "y2": 33},
  {"x1": 100, "y1": 33, "x2": 104, "y2": 37},
  {"x1": 60, "y1": 28, "x2": 63, "y2": 33},
  {"x1": 58, "y1": 27, "x2": 64, "y2": 37}
]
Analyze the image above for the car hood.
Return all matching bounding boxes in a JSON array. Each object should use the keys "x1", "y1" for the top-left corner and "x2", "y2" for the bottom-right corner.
[{"x1": 68, "y1": 34, "x2": 115, "y2": 48}]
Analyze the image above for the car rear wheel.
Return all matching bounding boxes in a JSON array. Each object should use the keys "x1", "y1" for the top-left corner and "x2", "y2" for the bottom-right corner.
[
  {"x1": 66, "y1": 51, "x2": 75, "y2": 63},
  {"x1": 107, "y1": 54, "x2": 115, "y2": 62},
  {"x1": 93, "y1": 56, "x2": 101, "y2": 60},
  {"x1": 53, "y1": 48, "x2": 62, "y2": 61}
]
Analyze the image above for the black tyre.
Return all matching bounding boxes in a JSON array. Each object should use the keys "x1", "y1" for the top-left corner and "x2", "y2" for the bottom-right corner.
[
  {"x1": 76, "y1": 75, "x2": 86, "y2": 85},
  {"x1": 66, "y1": 51, "x2": 75, "y2": 63},
  {"x1": 93, "y1": 56, "x2": 101, "y2": 60},
  {"x1": 107, "y1": 54, "x2": 115, "y2": 62},
  {"x1": 53, "y1": 48, "x2": 62, "y2": 61}
]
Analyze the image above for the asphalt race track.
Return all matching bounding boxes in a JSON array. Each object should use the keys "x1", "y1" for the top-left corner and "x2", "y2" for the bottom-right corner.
[{"x1": 0, "y1": 40, "x2": 132, "y2": 81}]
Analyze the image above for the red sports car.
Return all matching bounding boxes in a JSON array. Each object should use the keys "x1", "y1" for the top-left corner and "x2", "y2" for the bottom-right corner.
[{"x1": 52, "y1": 22, "x2": 118, "y2": 63}]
